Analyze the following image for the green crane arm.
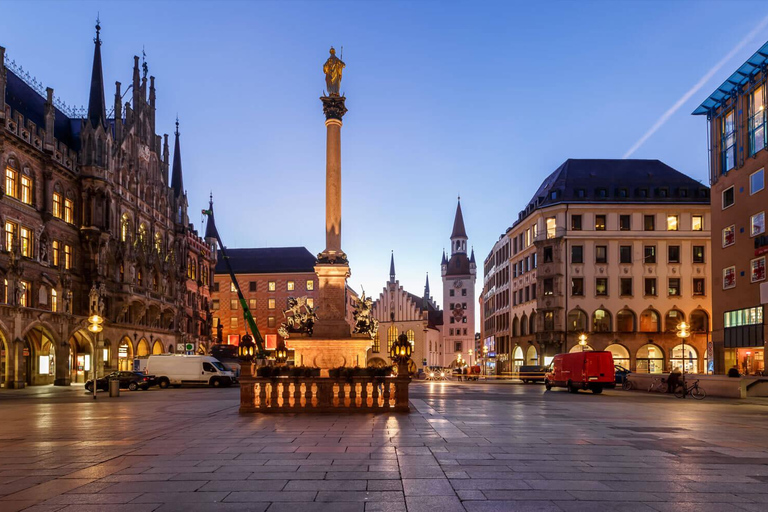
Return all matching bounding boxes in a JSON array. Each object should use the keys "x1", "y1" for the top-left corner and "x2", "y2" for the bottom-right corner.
[{"x1": 202, "y1": 209, "x2": 266, "y2": 357}]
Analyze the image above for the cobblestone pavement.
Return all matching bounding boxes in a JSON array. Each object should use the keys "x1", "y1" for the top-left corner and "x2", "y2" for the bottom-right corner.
[{"x1": 1, "y1": 381, "x2": 768, "y2": 511}]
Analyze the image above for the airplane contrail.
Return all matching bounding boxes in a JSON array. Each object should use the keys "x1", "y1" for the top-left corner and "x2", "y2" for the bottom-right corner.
[{"x1": 623, "y1": 13, "x2": 768, "y2": 159}]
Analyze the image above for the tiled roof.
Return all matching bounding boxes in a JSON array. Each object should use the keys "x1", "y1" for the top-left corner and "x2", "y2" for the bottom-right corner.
[
  {"x1": 214, "y1": 247, "x2": 316, "y2": 274},
  {"x1": 514, "y1": 159, "x2": 710, "y2": 227},
  {"x1": 6, "y1": 70, "x2": 81, "y2": 150}
]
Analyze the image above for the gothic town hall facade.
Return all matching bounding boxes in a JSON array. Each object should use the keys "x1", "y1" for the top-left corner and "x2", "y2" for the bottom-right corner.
[{"x1": 0, "y1": 24, "x2": 215, "y2": 388}]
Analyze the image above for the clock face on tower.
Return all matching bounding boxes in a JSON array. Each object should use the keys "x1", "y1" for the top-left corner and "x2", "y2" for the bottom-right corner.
[{"x1": 453, "y1": 279, "x2": 463, "y2": 289}]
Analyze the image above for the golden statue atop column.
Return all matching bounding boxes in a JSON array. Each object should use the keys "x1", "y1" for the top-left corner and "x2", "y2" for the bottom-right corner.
[
  {"x1": 286, "y1": 47, "x2": 371, "y2": 372},
  {"x1": 323, "y1": 47, "x2": 345, "y2": 97}
]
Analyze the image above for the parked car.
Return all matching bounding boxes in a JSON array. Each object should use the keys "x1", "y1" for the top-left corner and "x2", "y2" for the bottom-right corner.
[
  {"x1": 545, "y1": 351, "x2": 615, "y2": 394},
  {"x1": 615, "y1": 365, "x2": 631, "y2": 384},
  {"x1": 146, "y1": 354, "x2": 236, "y2": 388},
  {"x1": 85, "y1": 371, "x2": 156, "y2": 392},
  {"x1": 517, "y1": 365, "x2": 549, "y2": 383}
]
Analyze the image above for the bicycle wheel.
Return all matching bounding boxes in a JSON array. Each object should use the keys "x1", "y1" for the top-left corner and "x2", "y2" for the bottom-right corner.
[
  {"x1": 691, "y1": 386, "x2": 706, "y2": 400},
  {"x1": 674, "y1": 385, "x2": 686, "y2": 399},
  {"x1": 622, "y1": 380, "x2": 633, "y2": 391}
]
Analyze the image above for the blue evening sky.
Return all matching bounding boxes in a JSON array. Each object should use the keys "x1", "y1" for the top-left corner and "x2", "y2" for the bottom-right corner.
[{"x1": 3, "y1": 0, "x2": 767, "y2": 330}]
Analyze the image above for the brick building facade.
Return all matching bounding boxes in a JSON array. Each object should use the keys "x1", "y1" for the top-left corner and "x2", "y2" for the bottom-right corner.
[{"x1": 0, "y1": 23, "x2": 214, "y2": 388}]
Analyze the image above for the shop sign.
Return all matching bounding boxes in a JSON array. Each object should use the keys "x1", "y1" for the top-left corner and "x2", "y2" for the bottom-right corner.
[
  {"x1": 756, "y1": 246, "x2": 768, "y2": 257},
  {"x1": 23, "y1": 348, "x2": 30, "y2": 357}
]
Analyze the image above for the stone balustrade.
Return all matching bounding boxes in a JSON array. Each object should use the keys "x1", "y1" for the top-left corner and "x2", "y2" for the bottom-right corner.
[{"x1": 239, "y1": 376, "x2": 410, "y2": 413}]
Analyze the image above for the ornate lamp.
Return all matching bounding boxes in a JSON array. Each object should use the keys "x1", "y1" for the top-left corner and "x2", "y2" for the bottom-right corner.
[
  {"x1": 238, "y1": 334, "x2": 255, "y2": 361},
  {"x1": 390, "y1": 333, "x2": 413, "y2": 376},
  {"x1": 275, "y1": 343, "x2": 288, "y2": 364}
]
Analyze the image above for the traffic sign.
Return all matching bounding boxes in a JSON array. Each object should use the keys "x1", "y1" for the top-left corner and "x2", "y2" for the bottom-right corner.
[{"x1": 185, "y1": 343, "x2": 194, "y2": 351}]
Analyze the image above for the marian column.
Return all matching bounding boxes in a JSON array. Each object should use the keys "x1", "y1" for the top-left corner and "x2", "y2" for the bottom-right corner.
[{"x1": 314, "y1": 47, "x2": 351, "y2": 338}]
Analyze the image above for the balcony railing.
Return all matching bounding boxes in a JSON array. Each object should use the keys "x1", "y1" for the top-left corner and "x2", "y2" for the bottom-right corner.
[{"x1": 240, "y1": 376, "x2": 410, "y2": 413}]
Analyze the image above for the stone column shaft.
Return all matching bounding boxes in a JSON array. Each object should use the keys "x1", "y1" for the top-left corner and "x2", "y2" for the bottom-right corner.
[{"x1": 325, "y1": 118, "x2": 342, "y2": 254}]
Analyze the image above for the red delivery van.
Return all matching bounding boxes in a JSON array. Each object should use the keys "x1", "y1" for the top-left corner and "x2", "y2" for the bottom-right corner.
[{"x1": 545, "y1": 351, "x2": 615, "y2": 394}]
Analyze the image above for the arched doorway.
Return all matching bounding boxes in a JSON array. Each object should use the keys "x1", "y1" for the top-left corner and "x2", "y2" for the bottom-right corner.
[
  {"x1": 512, "y1": 346, "x2": 524, "y2": 372},
  {"x1": 152, "y1": 340, "x2": 164, "y2": 355},
  {"x1": 636, "y1": 343, "x2": 664, "y2": 373},
  {"x1": 605, "y1": 343, "x2": 630, "y2": 368},
  {"x1": 0, "y1": 333, "x2": 8, "y2": 388},
  {"x1": 118, "y1": 337, "x2": 133, "y2": 371},
  {"x1": 23, "y1": 325, "x2": 57, "y2": 386},
  {"x1": 671, "y1": 344, "x2": 698, "y2": 374},
  {"x1": 526, "y1": 345, "x2": 538, "y2": 365},
  {"x1": 137, "y1": 338, "x2": 150, "y2": 357},
  {"x1": 68, "y1": 330, "x2": 94, "y2": 384},
  {"x1": 569, "y1": 344, "x2": 593, "y2": 353}
]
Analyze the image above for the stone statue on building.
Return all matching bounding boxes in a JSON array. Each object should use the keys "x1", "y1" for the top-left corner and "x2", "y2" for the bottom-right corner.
[
  {"x1": 39, "y1": 233, "x2": 48, "y2": 263},
  {"x1": 323, "y1": 47, "x2": 345, "y2": 96}
]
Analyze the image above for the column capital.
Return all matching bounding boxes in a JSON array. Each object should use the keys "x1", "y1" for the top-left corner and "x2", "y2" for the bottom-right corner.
[{"x1": 320, "y1": 95, "x2": 347, "y2": 121}]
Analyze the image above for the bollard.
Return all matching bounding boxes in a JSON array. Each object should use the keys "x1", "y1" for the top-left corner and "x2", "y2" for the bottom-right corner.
[{"x1": 109, "y1": 378, "x2": 120, "y2": 397}]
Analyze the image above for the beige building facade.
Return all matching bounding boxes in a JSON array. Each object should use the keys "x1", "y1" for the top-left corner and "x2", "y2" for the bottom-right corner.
[{"x1": 482, "y1": 159, "x2": 713, "y2": 375}]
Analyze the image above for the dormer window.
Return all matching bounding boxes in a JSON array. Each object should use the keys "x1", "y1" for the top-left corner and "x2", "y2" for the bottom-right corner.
[
  {"x1": 596, "y1": 188, "x2": 607, "y2": 198},
  {"x1": 637, "y1": 188, "x2": 648, "y2": 198},
  {"x1": 576, "y1": 189, "x2": 586, "y2": 198},
  {"x1": 617, "y1": 188, "x2": 628, "y2": 198}
]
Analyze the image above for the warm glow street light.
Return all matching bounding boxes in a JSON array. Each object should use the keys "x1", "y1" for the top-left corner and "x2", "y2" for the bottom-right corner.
[
  {"x1": 578, "y1": 333, "x2": 588, "y2": 352},
  {"x1": 676, "y1": 321, "x2": 691, "y2": 378}
]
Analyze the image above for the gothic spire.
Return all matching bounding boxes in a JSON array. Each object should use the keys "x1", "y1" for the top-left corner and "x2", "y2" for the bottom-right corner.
[
  {"x1": 441, "y1": 249, "x2": 447, "y2": 265},
  {"x1": 204, "y1": 193, "x2": 217, "y2": 241},
  {"x1": 451, "y1": 197, "x2": 468, "y2": 239},
  {"x1": 389, "y1": 251, "x2": 396, "y2": 283},
  {"x1": 424, "y1": 273, "x2": 430, "y2": 297},
  {"x1": 470, "y1": 247, "x2": 476, "y2": 264},
  {"x1": 171, "y1": 118, "x2": 184, "y2": 197},
  {"x1": 87, "y1": 17, "x2": 107, "y2": 129}
]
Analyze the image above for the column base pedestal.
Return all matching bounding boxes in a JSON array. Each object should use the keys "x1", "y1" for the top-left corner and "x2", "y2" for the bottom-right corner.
[{"x1": 287, "y1": 334, "x2": 372, "y2": 374}]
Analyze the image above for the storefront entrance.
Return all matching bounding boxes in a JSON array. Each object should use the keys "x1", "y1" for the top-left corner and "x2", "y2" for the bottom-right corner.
[{"x1": 725, "y1": 347, "x2": 765, "y2": 375}]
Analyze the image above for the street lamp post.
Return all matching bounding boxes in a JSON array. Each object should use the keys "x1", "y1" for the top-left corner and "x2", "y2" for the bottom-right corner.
[
  {"x1": 468, "y1": 348, "x2": 473, "y2": 368},
  {"x1": 88, "y1": 284, "x2": 105, "y2": 401},
  {"x1": 676, "y1": 321, "x2": 691, "y2": 382},
  {"x1": 578, "y1": 333, "x2": 588, "y2": 352},
  {"x1": 483, "y1": 344, "x2": 489, "y2": 378}
]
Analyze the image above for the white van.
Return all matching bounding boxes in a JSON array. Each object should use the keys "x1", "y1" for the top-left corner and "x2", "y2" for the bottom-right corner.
[{"x1": 146, "y1": 355, "x2": 236, "y2": 388}]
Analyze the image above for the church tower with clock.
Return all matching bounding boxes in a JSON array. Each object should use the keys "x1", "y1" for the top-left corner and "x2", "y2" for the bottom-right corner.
[{"x1": 441, "y1": 199, "x2": 476, "y2": 365}]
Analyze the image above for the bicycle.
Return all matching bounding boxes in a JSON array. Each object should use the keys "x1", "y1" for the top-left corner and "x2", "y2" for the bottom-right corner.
[
  {"x1": 674, "y1": 379, "x2": 706, "y2": 400},
  {"x1": 648, "y1": 377, "x2": 667, "y2": 393}
]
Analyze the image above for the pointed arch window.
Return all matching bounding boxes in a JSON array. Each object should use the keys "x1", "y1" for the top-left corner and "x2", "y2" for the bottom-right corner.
[
  {"x1": 372, "y1": 331, "x2": 380, "y2": 353},
  {"x1": 387, "y1": 326, "x2": 399, "y2": 352},
  {"x1": 406, "y1": 329, "x2": 415, "y2": 345}
]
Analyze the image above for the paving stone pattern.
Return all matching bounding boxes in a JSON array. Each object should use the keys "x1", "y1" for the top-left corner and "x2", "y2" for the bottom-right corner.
[{"x1": 1, "y1": 381, "x2": 768, "y2": 511}]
